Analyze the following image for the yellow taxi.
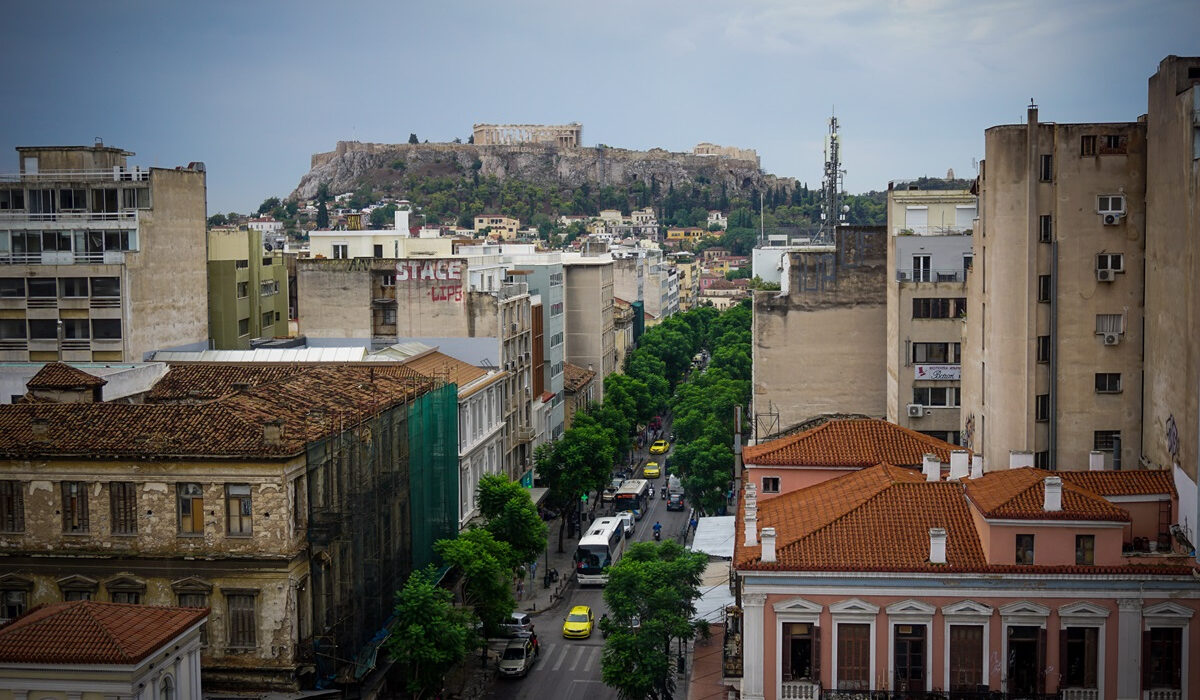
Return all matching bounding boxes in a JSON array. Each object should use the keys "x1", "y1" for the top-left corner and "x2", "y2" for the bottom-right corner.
[
  {"x1": 649, "y1": 439, "x2": 670, "y2": 455},
  {"x1": 643, "y1": 461, "x2": 661, "y2": 479},
  {"x1": 562, "y1": 605, "x2": 594, "y2": 639}
]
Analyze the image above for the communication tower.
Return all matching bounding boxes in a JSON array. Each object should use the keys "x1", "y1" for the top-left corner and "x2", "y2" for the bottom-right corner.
[{"x1": 818, "y1": 114, "x2": 847, "y2": 244}]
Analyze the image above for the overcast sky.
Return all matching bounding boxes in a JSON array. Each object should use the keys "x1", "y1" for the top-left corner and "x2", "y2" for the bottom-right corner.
[{"x1": 3, "y1": 0, "x2": 1197, "y2": 214}]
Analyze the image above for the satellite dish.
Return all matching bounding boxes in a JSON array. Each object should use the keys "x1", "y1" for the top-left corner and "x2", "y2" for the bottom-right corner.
[{"x1": 264, "y1": 243, "x2": 273, "y2": 251}]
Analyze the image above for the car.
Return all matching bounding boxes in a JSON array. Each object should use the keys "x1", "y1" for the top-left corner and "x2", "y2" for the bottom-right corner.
[
  {"x1": 666, "y1": 492, "x2": 685, "y2": 511},
  {"x1": 649, "y1": 439, "x2": 670, "y2": 455},
  {"x1": 562, "y1": 605, "x2": 594, "y2": 639},
  {"x1": 643, "y1": 461, "x2": 661, "y2": 479},
  {"x1": 500, "y1": 611, "x2": 533, "y2": 637},
  {"x1": 601, "y1": 488, "x2": 616, "y2": 503},
  {"x1": 616, "y1": 510, "x2": 635, "y2": 537},
  {"x1": 498, "y1": 637, "x2": 537, "y2": 677}
]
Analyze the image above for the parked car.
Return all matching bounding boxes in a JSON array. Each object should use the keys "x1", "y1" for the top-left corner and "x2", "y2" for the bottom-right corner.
[
  {"x1": 498, "y1": 637, "x2": 537, "y2": 677},
  {"x1": 500, "y1": 611, "x2": 534, "y2": 637},
  {"x1": 562, "y1": 605, "x2": 594, "y2": 639},
  {"x1": 616, "y1": 510, "x2": 635, "y2": 538},
  {"x1": 649, "y1": 439, "x2": 670, "y2": 455},
  {"x1": 667, "y1": 492, "x2": 685, "y2": 511}
]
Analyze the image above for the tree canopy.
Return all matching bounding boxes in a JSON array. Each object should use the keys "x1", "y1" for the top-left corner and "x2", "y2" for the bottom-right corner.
[
  {"x1": 434, "y1": 528, "x2": 514, "y2": 635},
  {"x1": 477, "y1": 475, "x2": 547, "y2": 569},
  {"x1": 385, "y1": 566, "x2": 476, "y2": 700}
]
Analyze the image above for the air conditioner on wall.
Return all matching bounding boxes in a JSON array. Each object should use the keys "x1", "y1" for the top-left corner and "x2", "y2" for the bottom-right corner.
[
  {"x1": 1102, "y1": 213, "x2": 1121, "y2": 225},
  {"x1": 1097, "y1": 268, "x2": 1116, "y2": 282},
  {"x1": 906, "y1": 404, "x2": 925, "y2": 418},
  {"x1": 1103, "y1": 333, "x2": 1121, "y2": 346}
]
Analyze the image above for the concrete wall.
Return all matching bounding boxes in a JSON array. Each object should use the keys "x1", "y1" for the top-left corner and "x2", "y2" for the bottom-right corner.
[{"x1": 563, "y1": 258, "x2": 614, "y2": 401}]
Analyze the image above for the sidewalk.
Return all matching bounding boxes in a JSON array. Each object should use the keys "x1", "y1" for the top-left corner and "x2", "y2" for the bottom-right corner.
[{"x1": 515, "y1": 515, "x2": 580, "y2": 614}]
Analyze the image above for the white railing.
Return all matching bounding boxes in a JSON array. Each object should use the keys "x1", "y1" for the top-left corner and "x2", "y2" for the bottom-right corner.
[
  {"x1": 0, "y1": 251, "x2": 127, "y2": 266},
  {"x1": 0, "y1": 167, "x2": 149, "y2": 183},
  {"x1": 780, "y1": 681, "x2": 819, "y2": 699},
  {"x1": 1062, "y1": 688, "x2": 1099, "y2": 700},
  {"x1": 0, "y1": 210, "x2": 138, "y2": 223},
  {"x1": 894, "y1": 224, "x2": 972, "y2": 236},
  {"x1": 1147, "y1": 690, "x2": 1182, "y2": 700}
]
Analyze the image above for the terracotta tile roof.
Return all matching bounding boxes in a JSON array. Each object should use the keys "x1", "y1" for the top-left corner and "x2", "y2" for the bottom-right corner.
[
  {"x1": 0, "y1": 601, "x2": 206, "y2": 665},
  {"x1": 742, "y1": 418, "x2": 964, "y2": 468},
  {"x1": 735, "y1": 464, "x2": 1192, "y2": 576},
  {"x1": 26, "y1": 362, "x2": 106, "y2": 389},
  {"x1": 563, "y1": 363, "x2": 596, "y2": 393},
  {"x1": 401, "y1": 351, "x2": 490, "y2": 396},
  {"x1": 964, "y1": 468, "x2": 1129, "y2": 522},
  {"x1": 147, "y1": 364, "x2": 305, "y2": 401},
  {"x1": 1058, "y1": 470, "x2": 1176, "y2": 497},
  {"x1": 0, "y1": 364, "x2": 435, "y2": 459}
]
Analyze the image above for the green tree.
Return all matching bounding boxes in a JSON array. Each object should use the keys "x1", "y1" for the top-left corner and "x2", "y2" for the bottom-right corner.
[
  {"x1": 206, "y1": 213, "x2": 228, "y2": 227},
  {"x1": 409, "y1": 133, "x2": 419, "y2": 144},
  {"x1": 257, "y1": 197, "x2": 281, "y2": 216},
  {"x1": 477, "y1": 475, "x2": 547, "y2": 569},
  {"x1": 370, "y1": 203, "x2": 398, "y2": 228},
  {"x1": 316, "y1": 201, "x2": 329, "y2": 229},
  {"x1": 600, "y1": 541, "x2": 708, "y2": 699},
  {"x1": 435, "y1": 529, "x2": 515, "y2": 635},
  {"x1": 535, "y1": 412, "x2": 615, "y2": 552},
  {"x1": 385, "y1": 566, "x2": 476, "y2": 700}
]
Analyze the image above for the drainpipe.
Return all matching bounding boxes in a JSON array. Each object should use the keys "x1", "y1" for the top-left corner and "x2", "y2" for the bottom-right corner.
[{"x1": 1050, "y1": 240, "x2": 1058, "y2": 470}]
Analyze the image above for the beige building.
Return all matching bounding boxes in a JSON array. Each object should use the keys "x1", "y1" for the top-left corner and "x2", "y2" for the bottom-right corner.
[
  {"x1": 561, "y1": 253, "x2": 615, "y2": 402},
  {"x1": 207, "y1": 227, "x2": 290, "y2": 349},
  {"x1": 751, "y1": 227, "x2": 887, "y2": 436},
  {"x1": 474, "y1": 214, "x2": 520, "y2": 239},
  {"x1": 961, "y1": 105, "x2": 1146, "y2": 473},
  {"x1": 0, "y1": 144, "x2": 208, "y2": 362},
  {"x1": 886, "y1": 185, "x2": 976, "y2": 445}
]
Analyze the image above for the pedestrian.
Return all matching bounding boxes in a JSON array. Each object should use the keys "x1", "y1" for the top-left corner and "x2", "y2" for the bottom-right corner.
[{"x1": 689, "y1": 516, "x2": 698, "y2": 534}]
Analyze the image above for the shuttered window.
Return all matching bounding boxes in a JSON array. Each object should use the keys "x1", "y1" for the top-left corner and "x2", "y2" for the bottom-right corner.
[
  {"x1": 226, "y1": 593, "x2": 257, "y2": 649},
  {"x1": 836, "y1": 623, "x2": 870, "y2": 690},
  {"x1": 948, "y1": 625, "x2": 983, "y2": 690},
  {"x1": 110, "y1": 482, "x2": 137, "y2": 535},
  {"x1": 178, "y1": 483, "x2": 204, "y2": 534},
  {"x1": 0, "y1": 481, "x2": 23, "y2": 533},
  {"x1": 61, "y1": 481, "x2": 88, "y2": 533}
]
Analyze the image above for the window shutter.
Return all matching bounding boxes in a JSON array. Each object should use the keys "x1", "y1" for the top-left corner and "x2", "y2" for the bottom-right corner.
[
  {"x1": 1142, "y1": 630, "x2": 1152, "y2": 691},
  {"x1": 1037, "y1": 627, "x2": 1047, "y2": 692},
  {"x1": 812, "y1": 624, "x2": 821, "y2": 682},
  {"x1": 1059, "y1": 628, "x2": 1068, "y2": 688}
]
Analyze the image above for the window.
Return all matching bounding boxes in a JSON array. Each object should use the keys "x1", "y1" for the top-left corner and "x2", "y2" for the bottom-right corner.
[
  {"x1": 1, "y1": 589, "x2": 26, "y2": 621},
  {"x1": 90, "y1": 277, "x2": 119, "y2": 297},
  {"x1": 226, "y1": 592, "x2": 258, "y2": 649},
  {"x1": 28, "y1": 320, "x2": 57, "y2": 339},
  {"x1": 120, "y1": 187, "x2": 150, "y2": 209},
  {"x1": 550, "y1": 302, "x2": 564, "y2": 316},
  {"x1": 382, "y1": 307, "x2": 396, "y2": 325},
  {"x1": 1015, "y1": 534, "x2": 1035, "y2": 564},
  {"x1": 373, "y1": 244, "x2": 383, "y2": 258},
  {"x1": 1035, "y1": 451, "x2": 1051, "y2": 469},
  {"x1": 1035, "y1": 394, "x2": 1050, "y2": 421},
  {"x1": 1094, "y1": 430, "x2": 1120, "y2": 452},
  {"x1": 911, "y1": 342, "x2": 961, "y2": 364},
  {"x1": 1095, "y1": 314, "x2": 1125, "y2": 335},
  {"x1": 782, "y1": 622, "x2": 818, "y2": 682},
  {"x1": 234, "y1": 259, "x2": 249, "y2": 269},
  {"x1": 1039, "y1": 154, "x2": 1053, "y2": 181},
  {"x1": 64, "y1": 589, "x2": 92, "y2": 602},
  {"x1": 912, "y1": 297, "x2": 966, "y2": 319},
  {"x1": 912, "y1": 387, "x2": 960, "y2": 407},
  {"x1": 381, "y1": 273, "x2": 396, "y2": 287},
  {"x1": 0, "y1": 320, "x2": 24, "y2": 340},
  {"x1": 1074, "y1": 535, "x2": 1095, "y2": 565},
  {"x1": 59, "y1": 277, "x2": 88, "y2": 297},
  {"x1": 836, "y1": 623, "x2": 870, "y2": 690},
  {"x1": 110, "y1": 482, "x2": 137, "y2": 535},
  {"x1": 160, "y1": 676, "x2": 175, "y2": 700},
  {"x1": 103, "y1": 231, "x2": 134, "y2": 252},
  {"x1": 226, "y1": 484, "x2": 252, "y2": 535},
  {"x1": 27, "y1": 278, "x2": 56, "y2": 298},
  {"x1": 550, "y1": 332, "x2": 564, "y2": 347},
  {"x1": 1039, "y1": 214, "x2": 1052, "y2": 242},
  {"x1": 1097, "y1": 253, "x2": 1124, "y2": 272},
  {"x1": 1080, "y1": 135, "x2": 1097, "y2": 156},
  {"x1": 0, "y1": 279, "x2": 24, "y2": 297},
  {"x1": 1037, "y1": 275, "x2": 1052, "y2": 302},
  {"x1": 260, "y1": 280, "x2": 278, "y2": 295},
  {"x1": 1095, "y1": 373, "x2": 1121, "y2": 393},
  {"x1": 27, "y1": 189, "x2": 56, "y2": 214},
  {"x1": 762, "y1": 476, "x2": 780, "y2": 494},
  {"x1": 178, "y1": 483, "x2": 204, "y2": 534},
  {"x1": 1061, "y1": 626, "x2": 1099, "y2": 688},
  {"x1": 912, "y1": 255, "x2": 932, "y2": 282},
  {"x1": 41, "y1": 231, "x2": 71, "y2": 252},
  {"x1": 1146, "y1": 627, "x2": 1183, "y2": 690},
  {"x1": 1101, "y1": 134, "x2": 1127, "y2": 154},
  {"x1": 61, "y1": 481, "x2": 89, "y2": 533},
  {"x1": 1097, "y1": 195, "x2": 1125, "y2": 214},
  {"x1": 0, "y1": 481, "x2": 24, "y2": 533},
  {"x1": 237, "y1": 318, "x2": 249, "y2": 336},
  {"x1": 176, "y1": 590, "x2": 209, "y2": 645},
  {"x1": 1037, "y1": 335, "x2": 1051, "y2": 363},
  {"x1": 236, "y1": 281, "x2": 249, "y2": 298},
  {"x1": 261, "y1": 311, "x2": 273, "y2": 329},
  {"x1": 91, "y1": 319, "x2": 121, "y2": 340},
  {"x1": 332, "y1": 244, "x2": 348, "y2": 260},
  {"x1": 0, "y1": 189, "x2": 25, "y2": 210},
  {"x1": 109, "y1": 588, "x2": 142, "y2": 604}
]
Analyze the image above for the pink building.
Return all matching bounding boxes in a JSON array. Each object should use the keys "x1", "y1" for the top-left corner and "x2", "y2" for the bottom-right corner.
[{"x1": 732, "y1": 463, "x2": 1196, "y2": 700}]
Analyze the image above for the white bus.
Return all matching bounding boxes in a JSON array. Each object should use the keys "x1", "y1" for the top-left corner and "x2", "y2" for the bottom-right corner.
[
  {"x1": 573, "y1": 517, "x2": 626, "y2": 586},
  {"x1": 613, "y1": 478, "x2": 650, "y2": 520}
]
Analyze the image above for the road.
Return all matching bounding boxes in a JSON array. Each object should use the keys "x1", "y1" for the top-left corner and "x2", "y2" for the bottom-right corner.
[{"x1": 490, "y1": 424, "x2": 692, "y2": 700}]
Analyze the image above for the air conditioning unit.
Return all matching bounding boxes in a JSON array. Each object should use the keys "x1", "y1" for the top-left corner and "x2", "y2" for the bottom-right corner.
[
  {"x1": 906, "y1": 404, "x2": 926, "y2": 418},
  {"x1": 1096, "y1": 268, "x2": 1116, "y2": 282},
  {"x1": 1102, "y1": 213, "x2": 1121, "y2": 226},
  {"x1": 1103, "y1": 333, "x2": 1121, "y2": 346}
]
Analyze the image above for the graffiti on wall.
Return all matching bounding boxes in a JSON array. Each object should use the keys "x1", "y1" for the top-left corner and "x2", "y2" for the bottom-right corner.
[{"x1": 396, "y1": 259, "x2": 465, "y2": 303}]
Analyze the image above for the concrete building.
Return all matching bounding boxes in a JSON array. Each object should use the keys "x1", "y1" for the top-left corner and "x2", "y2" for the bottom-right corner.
[
  {"x1": 671, "y1": 253, "x2": 701, "y2": 311},
  {"x1": 508, "y1": 250, "x2": 566, "y2": 441},
  {"x1": 0, "y1": 144, "x2": 208, "y2": 362},
  {"x1": 473, "y1": 214, "x2": 520, "y2": 239},
  {"x1": 886, "y1": 184, "x2": 976, "y2": 445},
  {"x1": 562, "y1": 362, "x2": 597, "y2": 430},
  {"x1": 613, "y1": 297, "x2": 635, "y2": 372},
  {"x1": 612, "y1": 245, "x2": 676, "y2": 323},
  {"x1": 1142, "y1": 56, "x2": 1200, "y2": 544},
  {"x1": 961, "y1": 105, "x2": 1146, "y2": 473},
  {"x1": 207, "y1": 227, "x2": 289, "y2": 349},
  {"x1": 751, "y1": 227, "x2": 887, "y2": 436},
  {"x1": 561, "y1": 252, "x2": 615, "y2": 402},
  {"x1": 0, "y1": 363, "x2": 458, "y2": 691}
]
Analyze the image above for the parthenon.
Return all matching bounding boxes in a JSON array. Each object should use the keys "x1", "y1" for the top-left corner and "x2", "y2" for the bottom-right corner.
[{"x1": 472, "y1": 122, "x2": 583, "y2": 147}]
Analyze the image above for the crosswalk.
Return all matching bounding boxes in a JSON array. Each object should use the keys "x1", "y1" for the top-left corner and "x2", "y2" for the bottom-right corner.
[{"x1": 533, "y1": 640, "x2": 604, "y2": 674}]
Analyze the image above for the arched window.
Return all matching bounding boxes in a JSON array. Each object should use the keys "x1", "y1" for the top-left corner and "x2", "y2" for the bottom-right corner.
[{"x1": 159, "y1": 675, "x2": 174, "y2": 700}]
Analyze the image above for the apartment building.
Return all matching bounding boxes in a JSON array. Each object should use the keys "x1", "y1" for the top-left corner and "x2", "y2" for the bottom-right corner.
[
  {"x1": 961, "y1": 106, "x2": 1147, "y2": 473},
  {"x1": 0, "y1": 144, "x2": 208, "y2": 362},
  {"x1": 508, "y1": 250, "x2": 567, "y2": 441},
  {"x1": 886, "y1": 185, "x2": 976, "y2": 445},
  {"x1": 207, "y1": 227, "x2": 289, "y2": 349},
  {"x1": 561, "y1": 252, "x2": 615, "y2": 402},
  {"x1": 473, "y1": 214, "x2": 520, "y2": 239}
]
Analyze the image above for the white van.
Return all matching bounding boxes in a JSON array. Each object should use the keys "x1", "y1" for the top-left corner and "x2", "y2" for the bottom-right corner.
[{"x1": 616, "y1": 510, "x2": 635, "y2": 538}]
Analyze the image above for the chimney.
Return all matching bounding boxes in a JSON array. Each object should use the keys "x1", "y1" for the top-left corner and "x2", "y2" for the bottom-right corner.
[
  {"x1": 948, "y1": 450, "x2": 969, "y2": 480},
  {"x1": 1044, "y1": 476, "x2": 1062, "y2": 512},
  {"x1": 970, "y1": 454, "x2": 984, "y2": 479},
  {"x1": 1009, "y1": 450, "x2": 1034, "y2": 469},
  {"x1": 761, "y1": 527, "x2": 776, "y2": 563},
  {"x1": 744, "y1": 511, "x2": 758, "y2": 546},
  {"x1": 1088, "y1": 450, "x2": 1106, "y2": 471},
  {"x1": 923, "y1": 453, "x2": 941, "y2": 482},
  {"x1": 262, "y1": 419, "x2": 285, "y2": 446},
  {"x1": 30, "y1": 417, "x2": 49, "y2": 438},
  {"x1": 929, "y1": 528, "x2": 947, "y2": 564}
]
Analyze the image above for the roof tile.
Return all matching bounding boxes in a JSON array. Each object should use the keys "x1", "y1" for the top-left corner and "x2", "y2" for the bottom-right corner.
[
  {"x1": 742, "y1": 418, "x2": 965, "y2": 468},
  {"x1": 26, "y1": 362, "x2": 107, "y2": 389},
  {"x1": 0, "y1": 601, "x2": 206, "y2": 665},
  {"x1": 964, "y1": 468, "x2": 1129, "y2": 521}
]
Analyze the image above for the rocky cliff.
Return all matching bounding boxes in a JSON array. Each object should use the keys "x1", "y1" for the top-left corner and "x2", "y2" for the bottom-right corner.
[{"x1": 291, "y1": 141, "x2": 795, "y2": 201}]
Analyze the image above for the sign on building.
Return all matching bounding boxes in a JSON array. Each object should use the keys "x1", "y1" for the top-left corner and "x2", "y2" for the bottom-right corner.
[{"x1": 914, "y1": 364, "x2": 961, "y2": 381}]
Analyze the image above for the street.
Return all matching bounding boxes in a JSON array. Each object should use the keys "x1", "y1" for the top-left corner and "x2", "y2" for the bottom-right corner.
[{"x1": 490, "y1": 424, "x2": 692, "y2": 700}]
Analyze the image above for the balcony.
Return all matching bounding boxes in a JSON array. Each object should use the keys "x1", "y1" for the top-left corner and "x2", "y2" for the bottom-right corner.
[
  {"x1": 781, "y1": 681, "x2": 818, "y2": 699},
  {"x1": 896, "y1": 268, "x2": 966, "y2": 283},
  {"x1": 1, "y1": 250, "x2": 128, "y2": 266},
  {"x1": 893, "y1": 224, "x2": 972, "y2": 236},
  {"x1": 0, "y1": 167, "x2": 150, "y2": 183},
  {"x1": 514, "y1": 425, "x2": 535, "y2": 444},
  {"x1": 0, "y1": 210, "x2": 138, "y2": 226},
  {"x1": 818, "y1": 692, "x2": 1056, "y2": 700}
]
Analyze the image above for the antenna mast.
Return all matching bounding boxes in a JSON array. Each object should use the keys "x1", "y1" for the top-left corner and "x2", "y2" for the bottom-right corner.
[{"x1": 819, "y1": 113, "x2": 846, "y2": 244}]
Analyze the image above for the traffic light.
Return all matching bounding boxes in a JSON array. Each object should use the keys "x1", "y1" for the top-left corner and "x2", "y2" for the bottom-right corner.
[{"x1": 580, "y1": 493, "x2": 588, "y2": 502}]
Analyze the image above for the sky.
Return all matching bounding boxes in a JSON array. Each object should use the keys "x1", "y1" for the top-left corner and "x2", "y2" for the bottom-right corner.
[{"x1": 3, "y1": 0, "x2": 1198, "y2": 214}]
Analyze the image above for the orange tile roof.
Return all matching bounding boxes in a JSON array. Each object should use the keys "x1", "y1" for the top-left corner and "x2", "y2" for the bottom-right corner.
[
  {"x1": 0, "y1": 601, "x2": 206, "y2": 665},
  {"x1": 964, "y1": 468, "x2": 1129, "y2": 522},
  {"x1": 147, "y1": 364, "x2": 305, "y2": 401},
  {"x1": 563, "y1": 363, "x2": 596, "y2": 392},
  {"x1": 26, "y1": 362, "x2": 106, "y2": 389},
  {"x1": 742, "y1": 418, "x2": 964, "y2": 468},
  {"x1": 1058, "y1": 470, "x2": 1176, "y2": 497},
  {"x1": 0, "y1": 364, "x2": 435, "y2": 459},
  {"x1": 401, "y1": 351, "x2": 491, "y2": 396}
]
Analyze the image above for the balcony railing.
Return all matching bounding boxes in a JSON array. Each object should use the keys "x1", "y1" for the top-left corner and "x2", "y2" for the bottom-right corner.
[
  {"x1": 781, "y1": 681, "x2": 819, "y2": 699},
  {"x1": 0, "y1": 210, "x2": 138, "y2": 224},
  {"x1": 0, "y1": 167, "x2": 150, "y2": 183},
  {"x1": 1147, "y1": 690, "x2": 1182, "y2": 700},
  {"x1": 818, "y1": 691, "x2": 1057, "y2": 700},
  {"x1": 896, "y1": 268, "x2": 967, "y2": 283},
  {"x1": 1060, "y1": 689, "x2": 1099, "y2": 700},
  {"x1": 1, "y1": 251, "x2": 128, "y2": 266},
  {"x1": 893, "y1": 224, "x2": 973, "y2": 236}
]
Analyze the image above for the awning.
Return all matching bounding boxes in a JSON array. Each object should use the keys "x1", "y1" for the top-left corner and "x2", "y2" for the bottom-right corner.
[
  {"x1": 690, "y1": 516, "x2": 735, "y2": 559},
  {"x1": 527, "y1": 486, "x2": 550, "y2": 506}
]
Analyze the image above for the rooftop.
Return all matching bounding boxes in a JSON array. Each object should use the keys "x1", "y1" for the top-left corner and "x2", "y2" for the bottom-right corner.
[
  {"x1": 964, "y1": 468, "x2": 1129, "y2": 522},
  {"x1": 563, "y1": 363, "x2": 596, "y2": 392},
  {"x1": 0, "y1": 601, "x2": 206, "y2": 665},
  {"x1": 25, "y1": 362, "x2": 107, "y2": 390},
  {"x1": 742, "y1": 417, "x2": 963, "y2": 468}
]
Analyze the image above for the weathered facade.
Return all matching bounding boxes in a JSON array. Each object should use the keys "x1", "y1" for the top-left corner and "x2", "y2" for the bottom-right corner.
[
  {"x1": 472, "y1": 122, "x2": 582, "y2": 148},
  {"x1": 751, "y1": 227, "x2": 887, "y2": 436}
]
